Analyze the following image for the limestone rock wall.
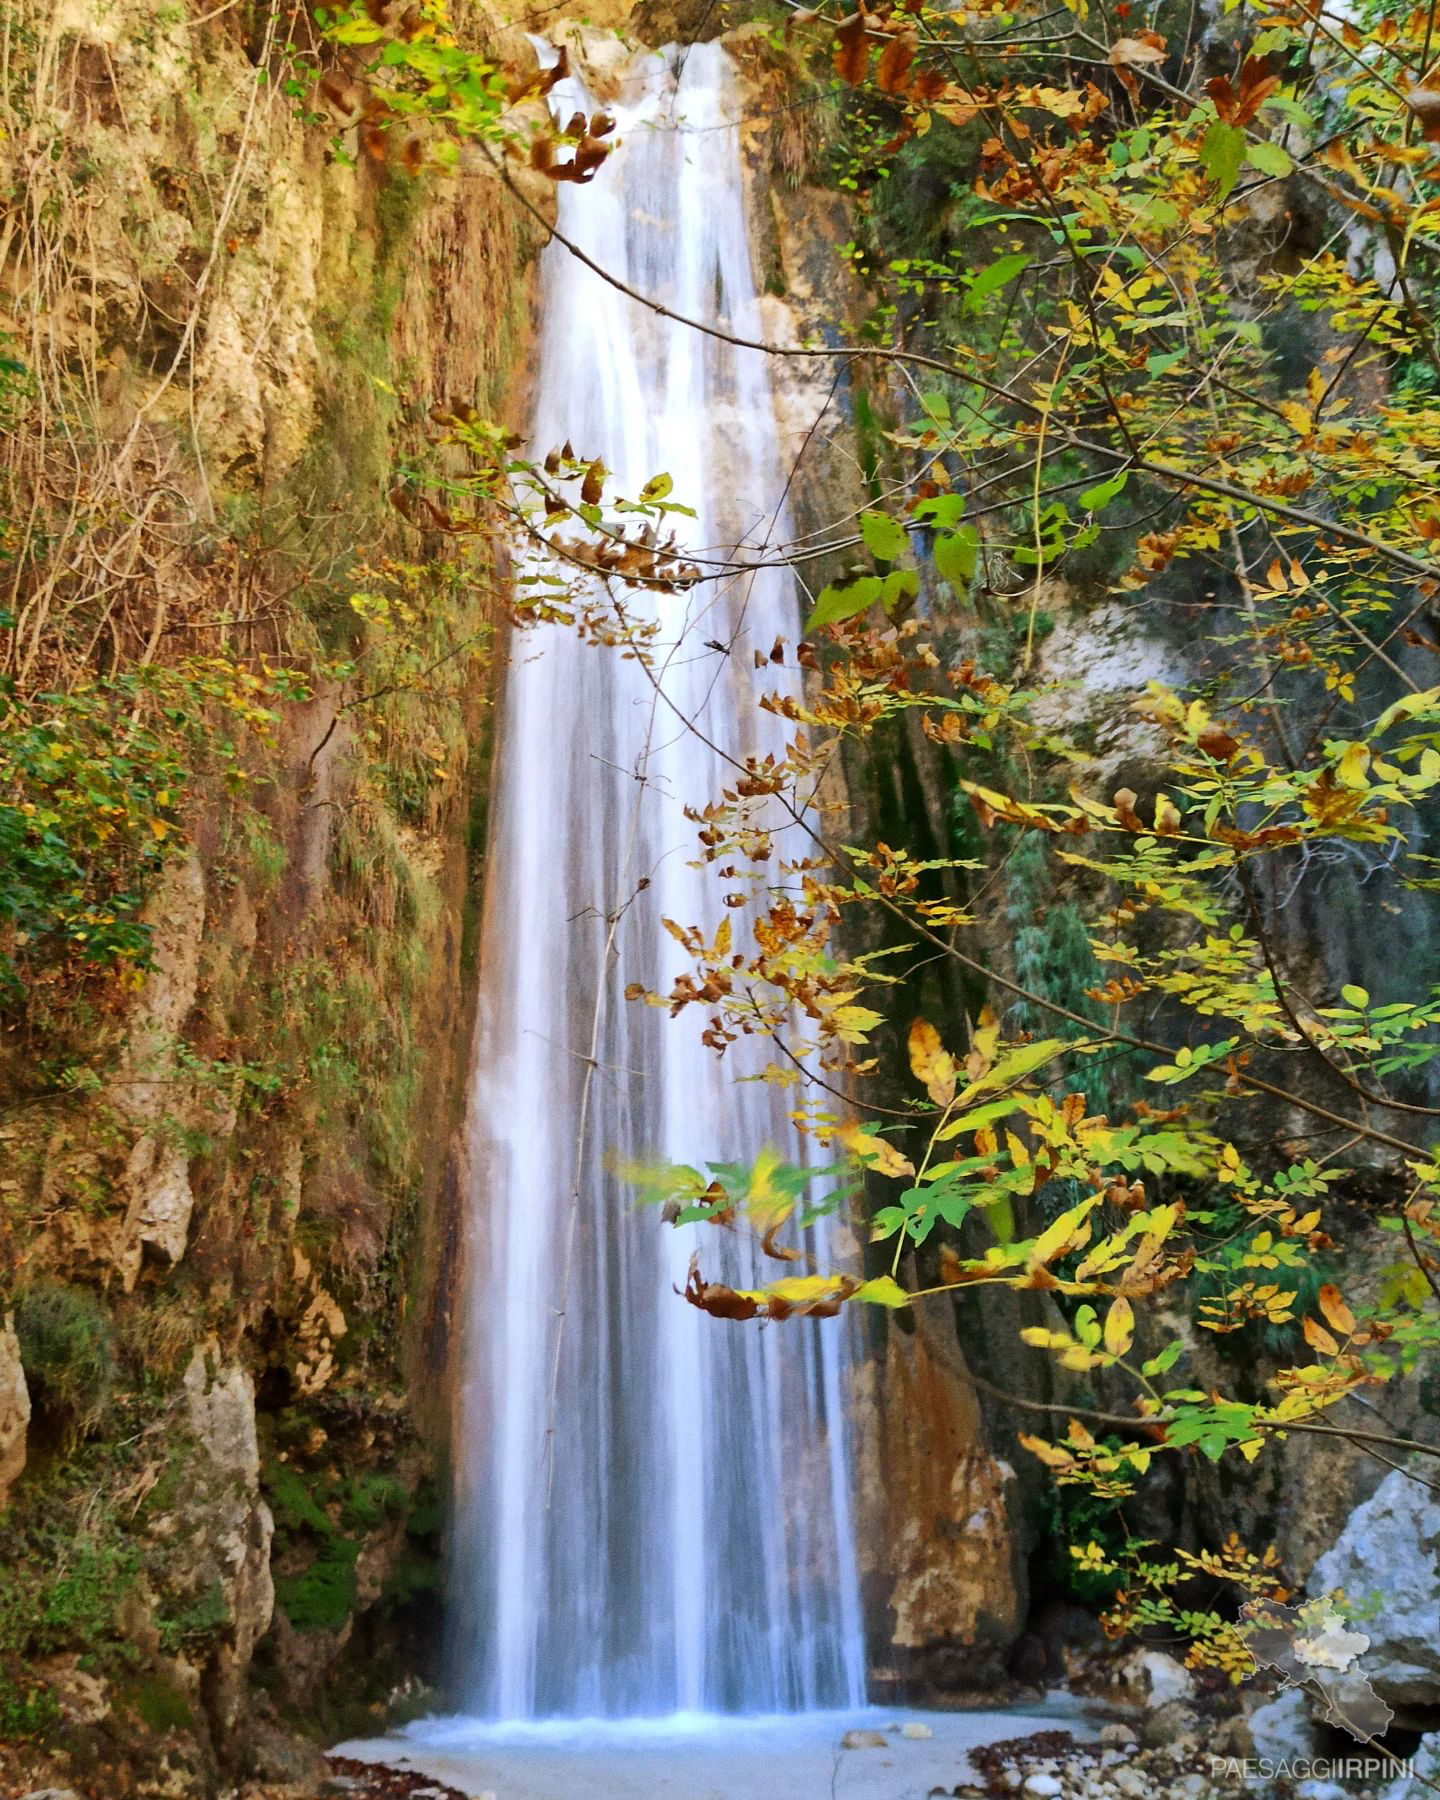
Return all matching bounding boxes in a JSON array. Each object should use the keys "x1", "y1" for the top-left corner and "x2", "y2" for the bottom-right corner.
[{"x1": 0, "y1": 0, "x2": 541, "y2": 1791}]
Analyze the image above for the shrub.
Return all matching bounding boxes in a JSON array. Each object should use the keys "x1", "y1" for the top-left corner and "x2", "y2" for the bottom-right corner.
[{"x1": 13, "y1": 1283, "x2": 115, "y2": 1446}]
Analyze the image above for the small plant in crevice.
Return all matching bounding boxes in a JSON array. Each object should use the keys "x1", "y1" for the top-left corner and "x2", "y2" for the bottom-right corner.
[{"x1": 12, "y1": 1282, "x2": 116, "y2": 1450}]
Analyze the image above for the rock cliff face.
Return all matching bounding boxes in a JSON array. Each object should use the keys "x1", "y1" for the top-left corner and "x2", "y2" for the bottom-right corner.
[
  {"x1": 0, "y1": 0, "x2": 538, "y2": 1789},
  {"x1": 851, "y1": 1308, "x2": 1019, "y2": 1690}
]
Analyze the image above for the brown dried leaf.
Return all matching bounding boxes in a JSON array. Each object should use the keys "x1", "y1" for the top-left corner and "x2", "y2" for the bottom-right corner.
[
  {"x1": 834, "y1": 13, "x2": 870, "y2": 85},
  {"x1": 1406, "y1": 87, "x2": 1440, "y2": 140},
  {"x1": 876, "y1": 30, "x2": 917, "y2": 95},
  {"x1": 682, "y1": 1257, "x2": 758, "y2": 1321},
  {"x1": 1109, "y1": 35, "x2": 1166, "y2": 67}
]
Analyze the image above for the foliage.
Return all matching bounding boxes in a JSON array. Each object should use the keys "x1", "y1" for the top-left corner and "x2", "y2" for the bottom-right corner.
[
  {"x1": 0, "y1": 662, "x2": 297, "y2": 1007},
  {"x1": 12, "y1": 1283, "x2": 116, "y2": 1447},
  {"x1": 264, "y1": 1457, "x2": 410, "y2": 1634},
  {"x1": 310, "y1": 0, "x2": 617, "y2": 183}
]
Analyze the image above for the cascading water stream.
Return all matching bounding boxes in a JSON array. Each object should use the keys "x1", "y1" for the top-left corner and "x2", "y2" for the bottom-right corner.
[{"x1": 447, "y1": 42, "x2": 866, "y2": 1723}]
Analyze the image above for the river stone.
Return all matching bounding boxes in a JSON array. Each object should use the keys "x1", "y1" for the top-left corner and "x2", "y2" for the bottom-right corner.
[
  {"x1": 1128, "y1": 1647, "x2": 1195, "y2": 1708},
  {"x1": 1248, "y1": 1686, "x2": 1317, "y2": 1764},
  {"x1": 841, "y1": 1728, "x2": 888, "y2": 1749},
  {"x1": 1310, "y1": 1467, "x2": 1440, "y2": 1707},
  {"x1": 1137, "y1": 1698, "x2": 1198, "y2": 1749}
]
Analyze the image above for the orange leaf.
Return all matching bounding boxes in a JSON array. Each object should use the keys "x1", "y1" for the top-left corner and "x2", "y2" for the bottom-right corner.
[
  {"x1": 834, "y1": 13, "x2": 870, "y2": 85},
  {"x1": 1317, "y1": 1284, "x2": 1356, "y2": 1338},
  {"x1": 1302, "y1": 1315, "x2": 1340, "y2": 1357},
  {"x1": 876, "y1": 30, "x2": 917, "y2": 94}
]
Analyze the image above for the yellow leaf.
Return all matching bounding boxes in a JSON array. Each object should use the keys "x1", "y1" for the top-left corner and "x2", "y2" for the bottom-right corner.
[
  {"x1": 1031, "y1": 1197, "x2": 1101, "y2": 1266},
  {"x1": 1103, "y1": 1295, "x2": 1135, "y2": 1357},
  {"x1": 1020, "y1": 1326, "x2": 1071, "y2": 1348},
  {"x1": 1336, "y1": 742, "x2": 1371, "y2": 789},
  {"x1": 852, "y1": 1276, "x2": 911, "y2": 1308},
  {"x1": 766, "y1": 1274, "x2": 846, "y2": 1304},
  {"x1": 713, "y1": 916, "x2": 731, "y2": 957},
  {"x1": 838, "y1": 1122, "x2": 916, "y2": 1180},
  {"x1": 1279, "y1": 400, "x2": 1313, "y2": 436},
  {"x1": 1006, "y1": 1130, "x2": 1031, "y2": 1169},
  {"x1": 1317, "y1": 1284, "x2": 1356, "y2": 1337},
  {"x1": 1018, "y1": 1432, "x2": 1076, "y2": 1470},
  {"x1": 908, "y1": 1017, "x2": 957, "y2": 1106}
]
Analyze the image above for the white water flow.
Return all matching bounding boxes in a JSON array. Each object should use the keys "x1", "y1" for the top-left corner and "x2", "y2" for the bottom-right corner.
[{"x1": 448, "y1": 43, "x2": 866, "y2": 1722}]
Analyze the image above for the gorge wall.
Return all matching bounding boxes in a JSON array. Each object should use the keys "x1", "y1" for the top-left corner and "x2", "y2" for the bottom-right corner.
[{"x1": 0, "y1": 0, "x2": 539, "y2": 1788}]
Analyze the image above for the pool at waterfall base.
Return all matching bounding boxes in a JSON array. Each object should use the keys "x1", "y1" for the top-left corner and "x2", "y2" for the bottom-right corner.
[{"x1": 336, "y1": 1699, "x2": 1105, "y2": 1800}]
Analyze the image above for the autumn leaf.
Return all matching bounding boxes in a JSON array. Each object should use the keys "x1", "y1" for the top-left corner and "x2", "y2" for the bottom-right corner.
[
  {"x1": 907, "y1": 1017, "x2": 957, "y2": 1105},
  {"x1": 682, "y1": 1257, "x2": 758, "y2": 1321},
  {"x1": 1109, "y1": 35, "x2": 1166, "y2": 67},
  {"x1": 1317, "y1": 1285, "x2": 1356, "y2": 1337},
  {"x1": 1103, "y1": 1295, "x2": 1135, "y2": 1357},
  {"x1": 834, "y1": 13, "x2": 869, "y2": 85},
  {"x1": 853, "y1": 1275, "x2": 911, "y2": 1307},
  {"x1": 1302, "y1": 1315, "x2": 1340, "y2": 1357},
  {"x1": 875, "y1": 31, "x2": 917, "y2": 95},
  {"x1": 1019, "y1": 1432, "x2": 1077, "y2": 1470},
  {"x1": 839, "y1": 1121, "x2": 916, "y2": 1180},
  {"x1": 1406, "y1": 86, "x2": 1440, "y2": 141},
  {"x1": 1196, "y1": 722, "x2": 1240, "y2": 762},
  {"x1": 1335, "y1": 742, "x2": 1371, "y2": 788}
]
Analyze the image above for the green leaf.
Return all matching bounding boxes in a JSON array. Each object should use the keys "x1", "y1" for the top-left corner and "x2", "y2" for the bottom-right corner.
[
  {"x1": 328, "y1": 15, "x2": 385, "y2": 39},
  {"x1": 880, "y1": 567, "x2": 919, "y2": 612},
  {"x1": 934, "y1": 525, "x2": 979, "y2": 589},
  {"x1": 1340, "y1": 983, "x2": 1370, "y2": 1010},
  {"x1": 1078, "y1": 469, "x2": 1129, "y2": 511},
  {"x1": 1141, "y1": 1340, "x2": 1184, "y2": 1378},
  {"x1": 1245, "y1": 139, "x2": 1293, "y2": 178},
  {"x1": 860, "y1": 509, "x2": 909, "y2": 562},
  {"x1": 1251, "y1": 23, "x2": 1294, "y2": 52},
  {"x1": 806, "y1": 576, "x2": 882, "y2": 632},
  {"x1": 1201, "y1": 120, "x2": 1246, "y2": 199},
  {"x1": 913, "y1": 492, "x2": 966, "y2": 528},
  {"x1": 965, "y1": 252, "x2": 1030, "y2": 311}
]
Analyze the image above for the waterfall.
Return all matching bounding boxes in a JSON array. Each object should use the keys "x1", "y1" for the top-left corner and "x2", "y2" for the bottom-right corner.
[{"x1": 447, "y1": 41, "x2": 866, "y2": 1723}]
